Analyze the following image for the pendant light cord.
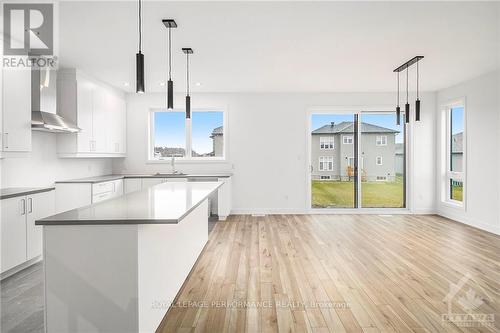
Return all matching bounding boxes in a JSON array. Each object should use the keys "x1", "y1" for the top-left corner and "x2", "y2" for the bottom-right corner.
[
  {"x1": 138, "y1": 0, "x2": 142, "y2": 52},
  {"x1": 397, "y1": 72, "x2": 400, "y2": 107},
  {"x1": 186, "y1": 53, "x2": 190, "y2": 96},
  {"x1": 406, "y1": 65, "x2": 409, "y2": 103},
  {"x1": 168, "y1": 28, "x2": 172, "y2": 80},
  {"x1": 416, "y1": 60, "x2": 419, "y2": 99}
]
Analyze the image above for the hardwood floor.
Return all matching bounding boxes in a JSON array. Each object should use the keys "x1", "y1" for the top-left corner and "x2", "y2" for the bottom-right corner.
[{"x1": 157, "y1": 215, "x2": 500, "y2": 333}]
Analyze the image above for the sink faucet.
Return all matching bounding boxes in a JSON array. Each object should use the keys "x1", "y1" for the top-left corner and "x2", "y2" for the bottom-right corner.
[{"x1": 170, "y1": 155, "x2": 178, "y2": 174}]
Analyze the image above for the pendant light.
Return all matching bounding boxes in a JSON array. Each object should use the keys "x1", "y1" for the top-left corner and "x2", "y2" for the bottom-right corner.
[
  {"x1": 396, "y1": 71, "x2": 401, "y2": 125},
  {"x1": 162, "y1": 19, "x2": 177, "y2": 109},
  {"x1": 135, "y1": 0, "x2": 144, "y2": 93},
  {"x1": 182, "y1": 48, "x2": 193, "y2": 119},
  {"x1": 405, "y1": 65, "x2": 410, "y2": 124},
  {"x1": 415, "y1": 58, "x2": 421, "y2": 121}
]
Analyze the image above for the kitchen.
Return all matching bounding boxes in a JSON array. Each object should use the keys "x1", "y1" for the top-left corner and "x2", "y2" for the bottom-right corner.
[{"x1": 2, "y1": 1, "x2": 500, "y2": 333}]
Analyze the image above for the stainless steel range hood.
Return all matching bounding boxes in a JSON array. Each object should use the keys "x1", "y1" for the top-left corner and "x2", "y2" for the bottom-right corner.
[{"x1": 31, "y1": 69, "x2": 81, "y2": 133}]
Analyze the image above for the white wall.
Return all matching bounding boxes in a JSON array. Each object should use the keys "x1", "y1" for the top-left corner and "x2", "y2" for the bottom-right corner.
[
  {"x1": 113, "y1": 91, "x2": 436, "y2": 213},
  {"x1": 436, "y1": 70, "x2": 500, "y2": 235},
  {"x1": 1, "y1": 132, "x2": 112, "y2": 188}
]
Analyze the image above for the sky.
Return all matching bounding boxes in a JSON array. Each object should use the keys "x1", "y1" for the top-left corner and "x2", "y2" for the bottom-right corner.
[
  {"x1": 451, "y1": 107, "x2": 464, "y2": 135},
  {"x1": 154, "y1": 111, "x2": 223, "y2": 154},
  {"x1": 311, "y1": 113, "x2": 405, "y2": 143}
]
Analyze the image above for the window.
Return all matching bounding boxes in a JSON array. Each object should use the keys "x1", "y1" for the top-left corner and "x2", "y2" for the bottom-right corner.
[
  {"x1": 376, "y1": 176, "x2": 387, "y2": 181},
  {"x1": 343, "y1": 135, "x2": 353, "y2": 144},
  {"x1": 376, "y1": 135, "x2": 387, "y2": 146},
  {"x1": 320, "y1": 137, "x2": 334, "y2": 150},
  {"x1": 347, "y1": 157, "x2": 355, "y2": 166},
  {"x1": 320, "y1": 175, "x2": 331, "y2": 180},
  {"x1": 376, "y1": 156, "x2": 383, "y2": 165},
  {"x1": 319, "y1": 156, "x2": 334, "y2": 171},
  {"x1": 446, "y1": 106, "x2": 465, "y2": 203},
  {"x1": 152, "y1": 111, "x2": 186, "y2": 159},
  {"x1": 150, "y1": 109, "x2": 225, "y2": 160},
  {"x1": 191, "y1": 111, "x2": 224, "y2": 157}
]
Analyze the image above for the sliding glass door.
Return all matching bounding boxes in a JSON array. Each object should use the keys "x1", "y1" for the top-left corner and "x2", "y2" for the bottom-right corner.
[
  {"x1": 310, "y1": 114, "x2": 357, "y2": 208},
  {"x1": 310, "y1": 111, "x2": 406, "y2": 209}
]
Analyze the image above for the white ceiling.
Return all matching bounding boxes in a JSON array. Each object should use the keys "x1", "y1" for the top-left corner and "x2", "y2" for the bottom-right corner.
[{"x1": 59, "y1": 1, "x2": 499, "y2": 93}]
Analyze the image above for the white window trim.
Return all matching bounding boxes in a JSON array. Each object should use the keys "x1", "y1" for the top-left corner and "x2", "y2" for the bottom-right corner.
[
  {"x1": 376, "y1": 156, "x2": 383, "y2": 165},
  {"x1": 319, "y1": 156, "x2": 334, "y2": 171},
  {"x1": 343, "y1": 135, "x2": 353, "y2": 144},
  {"x1": 376, "y1": 135, "x2": 387, "y2": 146},
  {"x1": 442, "y1": 101, "x2": 466, "y2": 207},
  {"x1": 319, "y1": 136, "x2": 334, "y2": 150},
  {"x1": 148, "y1": 108, "x2": 227, "y2": 162}
]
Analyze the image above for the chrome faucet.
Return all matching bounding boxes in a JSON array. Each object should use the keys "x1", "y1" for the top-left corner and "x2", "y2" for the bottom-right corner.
[{"x1": 170, "y1": 155, "x2": 180, "y2": 174}]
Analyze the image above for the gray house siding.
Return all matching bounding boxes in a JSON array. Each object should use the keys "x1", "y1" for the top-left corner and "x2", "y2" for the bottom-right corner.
[{"x1": 311, "y1": 122, "x2": 398, "y2": 182}]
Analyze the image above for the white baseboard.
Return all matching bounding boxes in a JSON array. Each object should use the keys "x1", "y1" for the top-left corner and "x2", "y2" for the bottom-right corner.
[
  {"x1": 437, "y1": 210, "x2": 500, "y2": 236},
  {"x1": 230, "y1": 208, "x2": 431, "y2": 215}
]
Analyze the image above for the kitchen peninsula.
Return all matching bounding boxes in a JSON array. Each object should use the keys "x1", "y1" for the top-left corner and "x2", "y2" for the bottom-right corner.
[{"x1": 36, "y1": 181, "x2": 223, "y2": 333}]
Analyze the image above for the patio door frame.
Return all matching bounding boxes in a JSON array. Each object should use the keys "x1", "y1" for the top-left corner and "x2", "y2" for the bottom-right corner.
[{"x1": 306, "y1": 106, "x2": 409, "y2": 213}]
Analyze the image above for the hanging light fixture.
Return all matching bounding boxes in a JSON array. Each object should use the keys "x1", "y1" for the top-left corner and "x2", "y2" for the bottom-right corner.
[
  {"x1": 182, "y1": 48, "x2": 193, "y2": 119},
  {"x1": 162, "y1": 19, "x2": 177, "y2": 109},
  {"x1": 415, "y1": 58, "x2": 421, "y2": 121},
  {"x1": 396, "y1": 71, "x2": 401, "y2": 125},
  {"x1": 405, "y1": 65, "x2": 410, "y2": 124},
  {"x1": 136, "y1": 0, "x2": 144, "y2": 93}
]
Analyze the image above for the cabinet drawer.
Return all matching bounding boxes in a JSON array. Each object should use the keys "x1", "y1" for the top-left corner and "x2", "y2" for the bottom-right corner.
[
  {"x1": 92, "y1": 181, "x2": 114, "y2": 195},
  {"x1": 92, "y1": 191, "x2": 114, "y2": 203}
]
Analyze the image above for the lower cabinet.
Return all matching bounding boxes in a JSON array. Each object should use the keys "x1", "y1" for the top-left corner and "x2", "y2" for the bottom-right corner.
[{"x1": 1, "y1": 190, "x2": 55, "y2": 274}]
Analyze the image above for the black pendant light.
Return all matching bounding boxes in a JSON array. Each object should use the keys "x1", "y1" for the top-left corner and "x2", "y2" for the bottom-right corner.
[
  {"x1": 162, "y1": 19, "x2": 177, "y2": 109},
  {"x1": 405, "y1": 65, "x2": 410, "y2": 124},
  {"x1": 396, "y1": 71, "x2": 401, "y2": 125},
  {"x1": 182, "y1": 48, "x2": 193, "y2": 119},
  {"x1": 135, "y1": 0, "x2": 144, "y2": 93},
  {"x1": 415, "y1": 58, "x2": 421, "y2": 121}
]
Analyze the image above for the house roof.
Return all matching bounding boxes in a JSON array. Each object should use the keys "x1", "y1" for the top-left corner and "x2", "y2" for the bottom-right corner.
[
  {"x1": 312, "y1": 121, "x2": 399, "y2": 134},
  {"x1": 452, "y1": 132, "x2": 463, "y2": 153},
  {"x1": 210, "y1": 126, "x2": 223, "y2": 137}
]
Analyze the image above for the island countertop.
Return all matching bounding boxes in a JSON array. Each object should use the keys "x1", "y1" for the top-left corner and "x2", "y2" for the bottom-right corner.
[{"x1": 36, "y1": 181, "x2": 223, "y2": 225}]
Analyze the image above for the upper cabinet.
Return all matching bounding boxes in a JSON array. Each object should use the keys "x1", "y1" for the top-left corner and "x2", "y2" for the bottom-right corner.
[
  {"x1": 57, "y1": 69, "x2": 126, "y2": 158},
  {"x1": 1, "y1": 69, "x2": 32, "y2": 152}
]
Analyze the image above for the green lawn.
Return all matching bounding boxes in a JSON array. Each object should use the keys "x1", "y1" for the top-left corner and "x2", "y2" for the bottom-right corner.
[
  {"x1": 451, "y1": 184, "x2": 463, "y2": 202},
  {"x1": 312, "y1": 177, "x2": 404, "y2": 208}
]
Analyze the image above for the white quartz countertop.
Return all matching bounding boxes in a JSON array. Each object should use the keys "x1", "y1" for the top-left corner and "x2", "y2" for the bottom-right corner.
[
  {"x1": 55, "y1": 173, "x2": 232, "y2": 183},
  {"x1": 36, "y1": 182, "x2": 223, "y2": 225}
]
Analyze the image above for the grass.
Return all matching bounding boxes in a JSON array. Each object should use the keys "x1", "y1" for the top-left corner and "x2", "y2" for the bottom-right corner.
[
  {"x1": 451, "y1": 184, "x2": 463, "y2": 202},
  {"x1": 312, "y1": 176, "x2": 404, "y2": 208}
]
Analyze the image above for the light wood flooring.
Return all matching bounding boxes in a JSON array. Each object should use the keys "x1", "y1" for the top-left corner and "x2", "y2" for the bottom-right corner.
[{"x1": 157, "y1": 214, "x2": 500, "y2": 333}]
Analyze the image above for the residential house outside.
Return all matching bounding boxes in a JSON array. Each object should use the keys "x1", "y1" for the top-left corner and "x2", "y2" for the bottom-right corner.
[
  {"x1": 395, "y1": 143, "x2": 404, "y2": 174},
  {"x1": 451, "y1": 132, "x2": 463, "y2": 171},
  {"x1": 311, "y1": 122, "x2": 399, "y2": 181},
  {"x1": 210, "y1": 126, "x2": 223, "y2": 157}
]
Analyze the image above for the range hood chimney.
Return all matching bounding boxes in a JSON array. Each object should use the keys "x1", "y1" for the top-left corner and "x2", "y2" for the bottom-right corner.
[{"x1": 31, "y1": 69, "x2": 81, "y2": 133}]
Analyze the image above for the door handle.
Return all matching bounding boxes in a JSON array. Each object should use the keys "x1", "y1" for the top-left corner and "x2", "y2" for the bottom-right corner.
[
  {"x1": 20, "y1": 199, "x2": 26, "y2": 215},
  {"x1": 28, "y1": 198, "x2": 33, "y2": 214}
]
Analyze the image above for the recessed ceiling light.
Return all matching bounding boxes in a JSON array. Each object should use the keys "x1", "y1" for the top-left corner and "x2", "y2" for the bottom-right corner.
[
  {"x1": 195, "y1": 82, "x2": 201, "y2": 86},
  {"x1": 123, "y1": 82, "x2": 130, "y2": 87},
  {"x1": 159, "y1": 82, "x2": 166, "y2": 86}
]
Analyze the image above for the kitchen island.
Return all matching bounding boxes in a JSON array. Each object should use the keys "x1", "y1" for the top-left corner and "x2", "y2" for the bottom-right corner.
[{"x1": 36, "y1": 181, "x2": 223, "y2": 333}]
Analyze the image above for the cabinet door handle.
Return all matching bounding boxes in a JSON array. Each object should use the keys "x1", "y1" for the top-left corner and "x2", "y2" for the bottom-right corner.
[
  {"x1": 4, "y1": 133, "x2": 8, "y2": 149},
  {"x1": 20, "y1": 199, "x2": 26, "y2": 215},
  {"x1": 28, "y1": 198, "x2": 33, "y2": 214}
]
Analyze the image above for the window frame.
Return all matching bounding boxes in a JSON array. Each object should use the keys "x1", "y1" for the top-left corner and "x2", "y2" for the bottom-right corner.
[
  {"x1": 148, "y1": 108, "x2": 227, "y2": 162},
  {"x1": 376, "y1": 135, "x2": 387, "y2": 146},
  {"x1": 443, "y1": 101, "x2": 466, "y2": 207},
  {"x1": 376, "y1": 156, "x2": 383, "y2": 166},
  {"x1": 319, "y1": 136, "x2": 334, "y2": 150},
  {"x1": 319, "y1": 156, "x2": 334, "y2": 171},
  {"x1": 343, "y1": 135, "x2": 353, "y2": 144}
]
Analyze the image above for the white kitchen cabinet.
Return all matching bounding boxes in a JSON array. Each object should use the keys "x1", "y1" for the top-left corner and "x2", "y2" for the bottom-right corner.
[
  {"x1": 124, "y1": 178, "x2": 142, "y2": 194},
  {"x1": 1, "y1": 197, "x2": 28, "y2": 272},
  {"x1": 165, "y1": 178, "x2": 188, "y2": 182},
  {"x1": 26, "y1": 191, "x2": 55, "y2": 260},
  {"x1": 1, "y1": 190, "x2": 55, "y2": 274},
  {"x1": 217, "y1": 178, "x2": 232, "y2": 220},
  {"x1": 57, "y1": 69, "x2": 126, "y2": 157},
  {"x1": 2, "y1": 69, "x2": 31, "y2": 152},
  {"x1": 141, "y1": 178, "x2": 166, "y2": 188},
  {"x1": 91, "y1": 179, "x2": 123, "y2": 203},
  {"x1": 55, "y1": 183, "x2": 92, "y2": 214}
]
